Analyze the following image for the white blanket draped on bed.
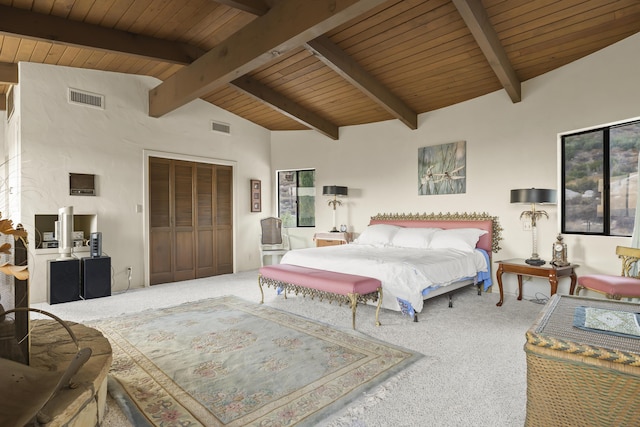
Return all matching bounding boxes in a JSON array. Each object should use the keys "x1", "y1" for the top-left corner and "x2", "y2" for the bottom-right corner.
[{"x1": 279, "y1": 244, "x2": 488, "y2": 313}]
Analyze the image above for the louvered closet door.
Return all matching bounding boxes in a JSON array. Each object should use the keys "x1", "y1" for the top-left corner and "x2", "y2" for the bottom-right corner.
[
  {"x1": 195, "y1": 164, "x2": 234, "y2": 277},
  {"x1": 215, "y1": 166, "x2": 233, "y2": 274},
  {"x1": 173, "y1": 161, "x2": 196, "y2": 281},
  {"x1": 196, "y1": 164, "x2": 215, "y2": 278},
  {"x1": 149, "y1": 158, "x2": 173, "y2": 284},
  {"x1": 149, "y1": 157, "x2": 233, "y2": 285}
]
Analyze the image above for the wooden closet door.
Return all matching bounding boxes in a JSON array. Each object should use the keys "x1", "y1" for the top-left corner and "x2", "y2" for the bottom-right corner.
[
  {"x1": 149, "y1": 157, "x2": 233, "y2": 285},
  {"x1": 196, "y1": 164, "x2": 215, "y2": 278},
  {"x1": 149, "y1": 158, "x2": 173, "y2": 284},
  {"x1": 216, "y1": 165, "x2": 233, "y2": 274},
  {"x1": 173, "y1": 161, "x2": 196, "y2": 281}
]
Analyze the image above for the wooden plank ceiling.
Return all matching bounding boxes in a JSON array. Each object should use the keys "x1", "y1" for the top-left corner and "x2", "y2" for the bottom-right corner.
[{"x1": 1, "y1": 0, "x2": 639, "y2": 140}]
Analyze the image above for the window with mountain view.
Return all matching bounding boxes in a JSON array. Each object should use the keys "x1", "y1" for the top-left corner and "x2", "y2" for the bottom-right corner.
[
  {"x1": 277, "y1": 169, "x2": 315, "y2": 228},
  {"x1": 562, "y1": 120, "x2": 640, "y2": 236}
]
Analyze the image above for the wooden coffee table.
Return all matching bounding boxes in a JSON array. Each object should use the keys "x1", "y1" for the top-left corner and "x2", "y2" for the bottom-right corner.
[{"x1": 495, "y1": 259, "x2": 578, "y2": 306}]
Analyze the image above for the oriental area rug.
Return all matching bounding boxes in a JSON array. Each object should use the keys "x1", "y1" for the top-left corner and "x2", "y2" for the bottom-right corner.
[{"x1": 92, "y1": 295, "x2": 422, "y2": 426}]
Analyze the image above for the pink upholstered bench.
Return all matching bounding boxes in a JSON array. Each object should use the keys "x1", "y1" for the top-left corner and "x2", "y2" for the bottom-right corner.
[
  {"x1": 572, "y1": 246, "x2": 640, "y2": 300},
  {"x1": 575, "y1": 274, "x2": 640, "y2": 299},
  {"x1": 258, "y1": 264, "x2": 382, "y2": 329}
]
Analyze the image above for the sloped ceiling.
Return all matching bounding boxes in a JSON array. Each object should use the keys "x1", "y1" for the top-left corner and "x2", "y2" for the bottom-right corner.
[{"x1": 1, "y1": 0, "x2": 639, "y2": 139}]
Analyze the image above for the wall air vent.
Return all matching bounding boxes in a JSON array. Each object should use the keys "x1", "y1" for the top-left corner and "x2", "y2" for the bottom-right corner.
[
  {"x1": 211, "y1": 120, "x2": 231, "y2": 135},
  {"x1": 68, "y1": 88, "x2": 104, "y2": 109}
]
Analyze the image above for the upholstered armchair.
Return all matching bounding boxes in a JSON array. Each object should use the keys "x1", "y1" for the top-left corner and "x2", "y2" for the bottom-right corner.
[{"x1": 572, "y1": 246, "x2": 640, "y2": 299}]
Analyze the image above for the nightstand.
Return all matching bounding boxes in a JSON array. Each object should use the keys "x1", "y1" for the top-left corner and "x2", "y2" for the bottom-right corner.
[
  {"x1": 314, "y1": 232, "x2": 352, "y2": 247},
  {"x1": 495, "y1": 259, "x2": 578, "y2": 307}
]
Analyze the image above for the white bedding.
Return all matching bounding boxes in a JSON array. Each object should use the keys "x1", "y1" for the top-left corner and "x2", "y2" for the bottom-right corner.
[{"x1": 279, "y1": 244, "x2": 488, "y2": 313}]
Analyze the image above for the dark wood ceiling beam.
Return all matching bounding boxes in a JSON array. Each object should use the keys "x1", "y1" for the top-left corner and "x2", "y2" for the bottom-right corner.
[
  {"x1": 149, "y1": 0, "x2": 387, "y2": 118},
  {"x1": 213, "y1": 0, "x2": 270, "y2": 16},
  {"x1": 305, "y1": 36, "x2": 417, "y2": 130},
  {"x1": 451, "y1": 0, "x2": 521, "y2": 103},
  {"x1": 0, "y1": 5, "x2": 205, "y2": 65},
  {"x1": 0, "y1": 62, "x2": 19, "y2": 84},
  {"x1": 232, "y1": 76, "x2": 339, "y2": 139},
  {"x1": 220, "y1": 0, "x2": 417, "y2": 130}
]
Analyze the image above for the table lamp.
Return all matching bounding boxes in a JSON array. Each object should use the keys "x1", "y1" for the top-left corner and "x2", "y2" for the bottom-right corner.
[
  {"x1": 510, "y1": 188, "x2": 557, "y2": 266},
  {"x1": 322, "y1": 185, "x2": 348, "y2": 232}
]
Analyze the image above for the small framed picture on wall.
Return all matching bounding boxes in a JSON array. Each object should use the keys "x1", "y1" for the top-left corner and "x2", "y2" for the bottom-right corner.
[{"x1": 251, "y1": 179, "x2": 261, "y2": 212}]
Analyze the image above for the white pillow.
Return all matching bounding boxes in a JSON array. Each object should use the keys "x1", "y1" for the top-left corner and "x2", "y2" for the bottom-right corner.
[
  {"x1": 429, "y1": 228, "x2": 488, "y2": 252},
  {"x1": 391, "y1": 227, "x2": 441, "y2": 249},
  {"x1": 353, "y1": 224, "x2": 400, "y2": 246}
]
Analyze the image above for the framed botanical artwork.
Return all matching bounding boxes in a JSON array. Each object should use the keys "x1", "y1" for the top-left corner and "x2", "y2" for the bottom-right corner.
[
  {"x1": 251, "y1": 179, "x2": 261, "y2": 212},
  {"x1": 418, "y1": 141, "x2": 466, "y2": 195}
]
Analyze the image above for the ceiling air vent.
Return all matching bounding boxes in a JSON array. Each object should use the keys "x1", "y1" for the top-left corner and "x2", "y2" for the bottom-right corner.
[
  {"x1": 68, "y1": 88, "x2": 104, "y2": 109},
  {"x1": 211, "y1": 120, "x2": 231, "y2": 135}
]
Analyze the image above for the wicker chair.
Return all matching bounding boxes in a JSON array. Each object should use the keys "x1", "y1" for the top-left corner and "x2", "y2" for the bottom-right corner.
[
  {"x1": 259, "y1": 217, "x2": 290, "y2": 266},
  {"x1": 572, "y1": 246, "x2": 640, "y2": 299}
]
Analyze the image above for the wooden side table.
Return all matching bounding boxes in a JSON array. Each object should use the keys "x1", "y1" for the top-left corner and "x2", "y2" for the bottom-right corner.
[
  {"x1": 314, "y1": 232, "x2": 352, "y2": 247},
  {"x1": 495, "y1": 259, "x2": 578, "y2": 306}
]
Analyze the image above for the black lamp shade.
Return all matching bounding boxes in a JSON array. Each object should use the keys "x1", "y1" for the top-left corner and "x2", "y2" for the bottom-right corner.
[
  {"x1": 322, "y1": 186, "x2": 348, "y2": 196},
  {"x1": 510, "y1": 188, "x2": 556, "y2": 204}
]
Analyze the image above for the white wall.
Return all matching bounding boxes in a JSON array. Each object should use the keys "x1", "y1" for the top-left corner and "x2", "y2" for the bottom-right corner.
[
  {"x1": 6, "y1": 33, "x2": 640, "y2": 304},
  {"x1": 14, "y1": 63, "x2": 272, "y2": 303},
  {"x1": 0, "y1": 111, "x2": 4, "y2": 149},
  {"x1": 1, "y1": 86, "x2": 23, "y2": 310},
  {"x1": 271, "y1": 32, "x2": 640, "y2": 301}
]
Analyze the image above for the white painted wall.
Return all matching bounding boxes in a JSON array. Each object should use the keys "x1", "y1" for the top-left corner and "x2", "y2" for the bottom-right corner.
[
  {"x1": 5, "y1": 32, "x2": 640, "y2": 304},
  {"x1": 13, "y1": 63, "x2": 272, "y2": 303},
  {"x1": 271, "y1": 32, "x2": 640, "y2": 301},
  {"x1": 2, "y1": 84, "x2": 21, "y2": 220},
  {"x1": 0, "y1": 111, "x2": 4, "y2": 149},
  {"x1": 0, "y1": 85, "x2": 24, "y2": 311}
]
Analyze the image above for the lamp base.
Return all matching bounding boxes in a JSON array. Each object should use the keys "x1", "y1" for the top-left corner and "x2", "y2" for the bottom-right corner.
[
  {"x1": 525, "y1": 258, "x2": 546, "y2": 266},
  {"x1": 329, "y1": 227, "x2": 339, "y2": 232}
]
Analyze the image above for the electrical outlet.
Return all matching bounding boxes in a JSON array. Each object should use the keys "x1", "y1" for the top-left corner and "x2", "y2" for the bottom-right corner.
[
  {"x1": 127, "y1": 266, "x2": 132, "y2": 280},
  {"x1": 523, "y1": 221, "x2": 532, "y2": 231}
]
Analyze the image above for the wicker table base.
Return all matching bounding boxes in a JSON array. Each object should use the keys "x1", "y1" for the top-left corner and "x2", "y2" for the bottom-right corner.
[{"x1": 524, "y1": 295, "x2": 640, "y2": 427}]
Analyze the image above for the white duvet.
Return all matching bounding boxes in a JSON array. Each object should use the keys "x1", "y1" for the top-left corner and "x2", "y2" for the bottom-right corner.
[{"x1": 279, "y1": 244, "x2": 488, "y2": 313}]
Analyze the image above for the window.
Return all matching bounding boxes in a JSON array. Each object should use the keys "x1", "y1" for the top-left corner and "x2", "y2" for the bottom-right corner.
[
  {"x1": 561, "y1": 120, "x2": 640, "y2": 236},
  {"x1": 277, "y1": 169, "x2": 315, "y2": 228}
]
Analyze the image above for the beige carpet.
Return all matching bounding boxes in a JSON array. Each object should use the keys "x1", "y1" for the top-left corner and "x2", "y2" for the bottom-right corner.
[{"x1": 35, "y1": 270, "x2": 545, "y2": 426}]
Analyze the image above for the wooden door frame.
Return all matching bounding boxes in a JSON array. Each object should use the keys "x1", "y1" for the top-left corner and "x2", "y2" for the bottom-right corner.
[{"x1": 143, "y1": 150, "x2": 237, "y2": 287}]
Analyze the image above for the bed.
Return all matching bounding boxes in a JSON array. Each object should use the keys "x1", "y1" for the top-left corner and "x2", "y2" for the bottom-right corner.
[{"x1": 279, "y1": 212, "x2": 503, "y2": 320}]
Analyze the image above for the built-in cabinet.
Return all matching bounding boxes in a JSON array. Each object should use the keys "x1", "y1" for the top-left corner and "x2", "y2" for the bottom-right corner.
[
  {"x1": 34, "y1": 213, "x2": 97, "y2": 252},
  {"x1": 149, "y1": 157, "x2": 233, "y2": 285}
]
